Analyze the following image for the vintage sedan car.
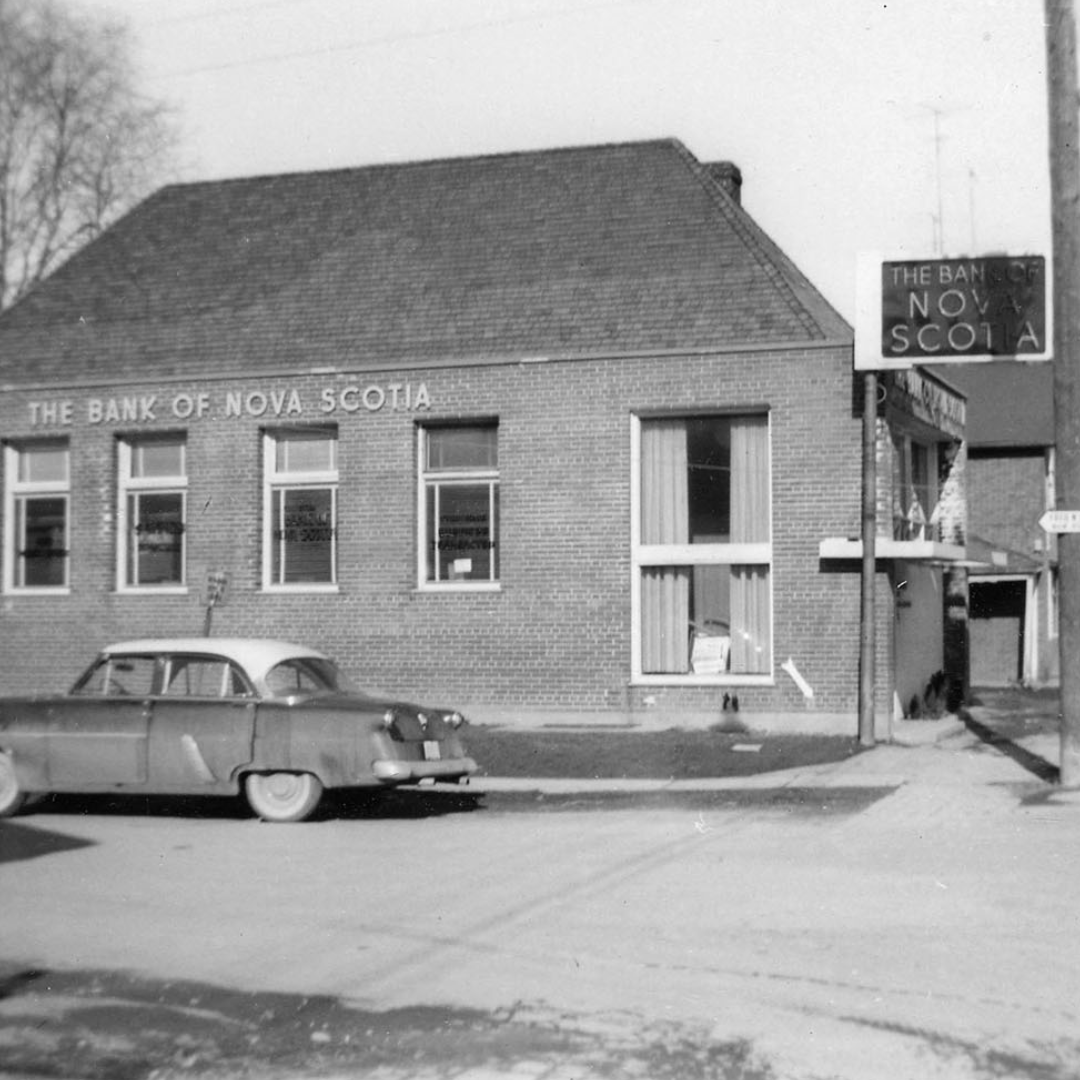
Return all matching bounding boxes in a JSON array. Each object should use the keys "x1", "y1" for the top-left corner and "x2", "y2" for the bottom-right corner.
[{"x1": 0, "y1": 638, "x2": 477, "y2": 822}]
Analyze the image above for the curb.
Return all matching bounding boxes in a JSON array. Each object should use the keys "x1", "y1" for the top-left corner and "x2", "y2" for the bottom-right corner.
[{"x1": 470, "y1": 770, "x2": 907, "y2": 795}]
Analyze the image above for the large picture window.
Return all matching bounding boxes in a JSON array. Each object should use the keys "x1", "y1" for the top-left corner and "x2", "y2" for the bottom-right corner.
[
  {"x1": 263, "y1": 428, "x2": 338, "y2": 588},
  {"x1": 118, "y1": 435, "x2": 187, "y2": 589},
  {"x1": 4, "y1": 440, "x2": 70, "y2": 591},
  {"x1": 419, "y1": 424, "x2": 498, "y2": 586},
  {"x1": 633, "y1": 415, "x2": 772, "y2": 679}
]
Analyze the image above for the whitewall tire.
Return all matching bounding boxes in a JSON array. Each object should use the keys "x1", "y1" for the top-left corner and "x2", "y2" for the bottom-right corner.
[
  {"x1": 0, "y1": 753, "x2": 26, "y2": 818},
  {"x1": 244, "y1": 771, "x2": 323, "y2": 823}
]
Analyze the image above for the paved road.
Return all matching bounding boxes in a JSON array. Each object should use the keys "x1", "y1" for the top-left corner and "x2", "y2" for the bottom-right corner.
[{"x1": 1, "y1": 727, "x2": 1079, "y2": 1079}]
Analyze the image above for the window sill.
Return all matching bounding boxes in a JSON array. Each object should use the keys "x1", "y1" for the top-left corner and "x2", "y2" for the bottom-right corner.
[
  {"x1": 3, "y1": 587, "x2": 72, "y2": 597},
  {"x1": 115, "y1": 587, "x2": 189, "y2": 596},
  {"x1": 632, "y1": 673, "x2": 775, "y2": 687},
  {"x1": 416, "y1": 582, "x2": 502, "y2": 594},
  {"x1": 262, "y1": 584, "x2": 341, "y2": 594}
]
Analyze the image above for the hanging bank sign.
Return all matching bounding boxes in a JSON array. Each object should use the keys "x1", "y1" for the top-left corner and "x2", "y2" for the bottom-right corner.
[{"x1": 855, "y1": 253, "x2": 1049, "y2": 370}]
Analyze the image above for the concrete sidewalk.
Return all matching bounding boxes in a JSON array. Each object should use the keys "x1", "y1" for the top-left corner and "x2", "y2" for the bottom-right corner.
[{"x1": 471, "y1": 705, "x2": 1070, "y2": 803}]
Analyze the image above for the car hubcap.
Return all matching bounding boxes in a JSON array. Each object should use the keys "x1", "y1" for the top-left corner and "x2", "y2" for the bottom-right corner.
[{"x1": 265, "y1": 773, "x2": 302, "y2": 802}]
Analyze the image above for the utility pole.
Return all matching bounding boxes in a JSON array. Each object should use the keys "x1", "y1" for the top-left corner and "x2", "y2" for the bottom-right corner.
[
  {"x1": 859, "y1": 371, "x2": 877, "y2": 747},
  {"x1": 1046, "y1": 0, "x2": 1080, "y2": 787}
]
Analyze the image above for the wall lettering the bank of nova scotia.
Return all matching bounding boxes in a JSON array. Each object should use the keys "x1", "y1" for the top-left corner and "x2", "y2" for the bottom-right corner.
[{"x1": 25, "y1": 383, "x2": 432, "y2": 427}]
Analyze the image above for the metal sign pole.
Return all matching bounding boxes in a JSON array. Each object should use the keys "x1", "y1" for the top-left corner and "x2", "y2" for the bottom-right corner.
[
  {"x1": 859, "y1": 370, "x2": 877, "y2": 747},
  {"x1": 1046, "y1": 0, "x2": 1080, "y2": 787}
]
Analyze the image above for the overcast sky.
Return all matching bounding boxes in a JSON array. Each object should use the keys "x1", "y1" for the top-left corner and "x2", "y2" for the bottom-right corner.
[{"x1": 73, "y1": 0, "x2": 1052, "y2": 322}]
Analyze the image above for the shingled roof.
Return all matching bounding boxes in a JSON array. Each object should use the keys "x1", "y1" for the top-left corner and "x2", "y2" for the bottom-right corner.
[{"x1": 0, "y1": 138, "x2": 850, "y2": 387}]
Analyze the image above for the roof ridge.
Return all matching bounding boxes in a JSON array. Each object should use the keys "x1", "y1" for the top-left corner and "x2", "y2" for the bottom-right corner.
[{"x1": 160, "y1": 136, "x2": 692, "y2": 194}]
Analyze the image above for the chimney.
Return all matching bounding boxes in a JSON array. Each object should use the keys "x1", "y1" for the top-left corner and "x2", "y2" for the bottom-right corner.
[{"x1": 707, "y1": 161, "x2": 742, "y2": 204}]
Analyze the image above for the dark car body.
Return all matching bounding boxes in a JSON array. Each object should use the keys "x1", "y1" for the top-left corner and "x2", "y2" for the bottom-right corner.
[{"x1": 0, "y1": 638, "x2": 477, "y2": 822}]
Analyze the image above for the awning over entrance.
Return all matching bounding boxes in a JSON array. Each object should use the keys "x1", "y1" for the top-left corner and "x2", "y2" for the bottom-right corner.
[
  {"x1": 818, "y1": 536, "x2": 967, "y2": 562},
  {"x1": 963, "y1": 534, "x2": 1045, "y2": 575}
]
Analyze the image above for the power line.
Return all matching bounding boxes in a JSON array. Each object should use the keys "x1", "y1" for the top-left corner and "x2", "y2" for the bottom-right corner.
[
  {"x1": 150, "y1": 0, "x2": 670, "y2": 80},
  {"x1": 148, "y1": 0, "x2": 326, "y2": 27}
]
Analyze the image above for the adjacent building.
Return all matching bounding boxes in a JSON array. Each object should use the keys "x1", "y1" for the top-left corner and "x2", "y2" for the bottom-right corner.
[
  {"x1": 940, "y1": 361, "x2": 1058, "y2": 688},
  {"x1": 0, "y1": 138, "x2": 969, "y2": 732}
]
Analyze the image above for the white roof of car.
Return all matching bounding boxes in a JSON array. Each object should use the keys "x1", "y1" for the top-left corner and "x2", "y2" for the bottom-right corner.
[{"x1": 101, "y1": 638, "x2": 331, "y2": 683}]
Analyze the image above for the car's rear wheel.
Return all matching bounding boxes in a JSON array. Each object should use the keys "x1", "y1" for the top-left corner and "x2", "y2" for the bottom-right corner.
[
  {"x1": 0, "y1": 753, "x2": 27, "y2": 818},
  {"x1": 244, "y1": 771, "x2": 323, "y2": 822}
]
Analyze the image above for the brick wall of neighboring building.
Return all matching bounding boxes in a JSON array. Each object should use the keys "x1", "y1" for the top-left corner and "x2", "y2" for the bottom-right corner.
[
  {"x1": 0, "y1": 342, "x2": 875, "y2": 721},
  {"x1": 967, "y1": 446, "x2": 1058, "y2": 687},
  {"x1": 967, "y1": 448, "x2": 1048, "y2": 558}
]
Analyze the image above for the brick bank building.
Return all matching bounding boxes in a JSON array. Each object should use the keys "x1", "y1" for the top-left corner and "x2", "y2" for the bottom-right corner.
[{"x1": 0, "y1": 139, "x2": 968, "y2": 731}]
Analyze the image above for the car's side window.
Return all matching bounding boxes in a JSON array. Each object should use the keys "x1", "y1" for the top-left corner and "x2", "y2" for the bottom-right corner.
[
  {"x1": 265, "y1": 659, "x2": 325, "y2": 697},
  {"x1": 163, "y1": 658, "x2": 252, "y2": 699},
  {"x1": 73, "y1": 656, "x2": 158, "y2": 697}
]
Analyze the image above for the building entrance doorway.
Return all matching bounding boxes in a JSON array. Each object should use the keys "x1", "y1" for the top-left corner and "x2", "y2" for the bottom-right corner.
[{"x1": 969, "y1": 578, "x2": 1028, "y2": 686}]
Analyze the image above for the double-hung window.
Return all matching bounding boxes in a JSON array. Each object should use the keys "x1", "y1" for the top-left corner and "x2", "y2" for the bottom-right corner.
[
  {"x1": 419, "y1": 424, "x2": 499, "y2": 587},
  {"x1": 118, "y1": 435, "x2": 187, "y2": 590},
  {"x1": 263, "y1": 427, "x2": 338, "y2": 588},
  {"x1": 632, "y1": 414, "x2": 772, "y2": 680},
  {"x1": 4, "y1": 440, "x2": 70, "y2": 592}
]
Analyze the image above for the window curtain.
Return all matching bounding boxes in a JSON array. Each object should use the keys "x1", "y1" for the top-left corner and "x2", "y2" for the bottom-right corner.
[
  {"x1": 729, "y1": 416, "x2": 771, "y2": 672},
  {"x1": 641, "y1": 420, "x2": 690, "y2": 673}
]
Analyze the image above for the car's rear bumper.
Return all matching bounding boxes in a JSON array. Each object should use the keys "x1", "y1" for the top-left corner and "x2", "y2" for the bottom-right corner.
[{"x1": 372, "y1": 757, "x2": 478, "y2": 784}]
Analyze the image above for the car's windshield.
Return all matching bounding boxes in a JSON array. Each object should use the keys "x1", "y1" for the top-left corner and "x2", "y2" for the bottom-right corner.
[{"x1": 263, "y1": 657, "x2": 359, "y2": 698}]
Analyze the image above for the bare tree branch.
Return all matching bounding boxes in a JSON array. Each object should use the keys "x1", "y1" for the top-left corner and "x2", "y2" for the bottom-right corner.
[{"x1": 0, "y1": 0, "x2": 177, "y2": 309}]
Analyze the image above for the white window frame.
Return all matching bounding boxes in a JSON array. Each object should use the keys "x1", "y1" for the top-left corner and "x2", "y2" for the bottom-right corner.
[
  {"x1": 117, "y1": 436, "x2": 188, "y2": 594},
  {"x1": 417, "y1": 424, "x2": 500, "y2": 592},
  {"x1": 262, "y1": 428, "x2": 339, "y2": 592},
  {"x1": 3, "y1": 441, "x2": 71, "y2": 594},
  {"x1": 630, "y1": 414, "x2": 774, "y2": 686}
]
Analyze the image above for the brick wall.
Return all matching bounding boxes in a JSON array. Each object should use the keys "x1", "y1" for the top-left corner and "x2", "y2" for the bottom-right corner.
[
  {"x1": 0, "y1": 344, "x2": 873, "y2": 720},
  {"x1": 967, "y1": 447, "x2": 1058, "y2": 686},
  {"x1": 967, "y1": 448, "x2": 1048, "y2": 557}
]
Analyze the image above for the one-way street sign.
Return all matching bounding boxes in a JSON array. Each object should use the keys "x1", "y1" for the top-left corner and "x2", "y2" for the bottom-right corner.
[{"x1": 1039, "y1": 509, "x2": 1080, "y2": 533}]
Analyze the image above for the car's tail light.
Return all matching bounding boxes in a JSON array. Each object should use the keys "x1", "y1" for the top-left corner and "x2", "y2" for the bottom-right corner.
[{"x1": 381, "y1": 709, "x2": 410, "y2": 742}]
